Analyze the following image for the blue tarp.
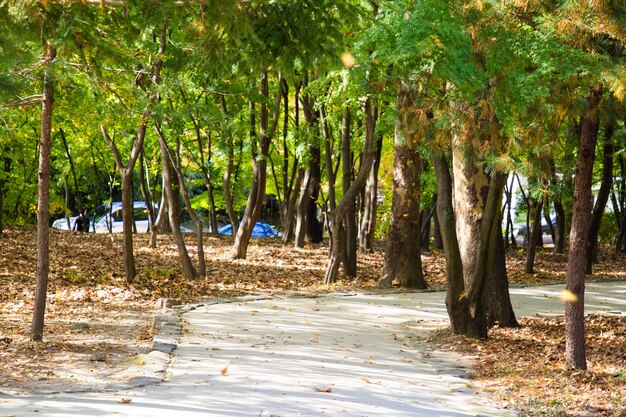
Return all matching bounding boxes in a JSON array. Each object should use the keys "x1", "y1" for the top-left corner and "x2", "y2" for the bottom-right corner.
[{"x1": 218, "y1": 222, "x2": 279, "y2": 238}]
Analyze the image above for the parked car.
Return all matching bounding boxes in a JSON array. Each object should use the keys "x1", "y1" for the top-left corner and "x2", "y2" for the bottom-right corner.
[
  {"x1": 217, "y1": 222, "x2": 279, "y2": 238},
  {"x1": 516, "y1": 218, "x2": 556, "y2": 237},
  {"x1": 52, "y1": 201, "x2": 192, "y2": 233}
]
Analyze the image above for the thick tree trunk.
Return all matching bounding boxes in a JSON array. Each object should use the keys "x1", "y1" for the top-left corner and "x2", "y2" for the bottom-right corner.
[
  {"x1": 359, "y1": 132, "x2": 383, "y2": 252},
  {"x1": 159, "y1": 130, "x2": 197, "y2": 279},
  {"x1": 31, "y1": 43, "x2": 55, "y2": 342},
  {"x1": 525, "y1": 197, "x2": 543, "y2": 274},
  {"x1": 586, "y1": 117, "x2": 614, "y2": 273},
  {"x1": 433, "y1": 154, "x2": 481, "y2": 337},
  {"x1": 380, "y1": 86, "x2": 426, "y2": 288},
  {"x1": 451, "y1": 102, "x2": 509, "y2": 338},
  {"x1": 487, "y1": 230, "x2": 520, "y2": 327},
  {"x1": 295, "y1": 74, "x2": 323, "y2": 247},
  {"x1": 565, "y1": 84, "x2": 602, "y2": 370}
]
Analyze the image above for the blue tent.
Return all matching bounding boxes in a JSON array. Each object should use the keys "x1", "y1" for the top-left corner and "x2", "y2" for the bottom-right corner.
[{"x1": 218, "y1": 222, "x2": 279, "y2": 238}]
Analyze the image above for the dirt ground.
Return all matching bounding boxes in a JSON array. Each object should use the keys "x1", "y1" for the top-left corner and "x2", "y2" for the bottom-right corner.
[{"x1": 0, "y1": 228, "x2": 624, "y2": 415}]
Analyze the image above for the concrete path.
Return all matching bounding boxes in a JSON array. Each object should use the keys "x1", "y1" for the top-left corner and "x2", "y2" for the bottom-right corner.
[{"x1": 1, "y1": 282, "x2": 624, "y2": 417}]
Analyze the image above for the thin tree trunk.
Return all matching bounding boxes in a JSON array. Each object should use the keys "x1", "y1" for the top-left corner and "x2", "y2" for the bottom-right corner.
[
  {"x1": 0, "y1": 153, "x2": 10, "y2": 234},
  {"x1": 158, "y1": 125, "x2": 197, "y2": 279},
  {"x1": 565, "y1": 84, "x2": 602, "y2": 370},
  {"x1": 341, "y1": 107, "x2": 358, "y2": 277},
  {"x1": 159, "y1": 126, "x2": 206, "y2": 277},
  {"x1": 324, "y1": 99, "x2": 376, "y2": 284},
  {"x1": 232, "y1": 71, "x2": 282, "y2": 259},
  {"x1": 586, "y1": 116, "x2": 615, "y2": 273},
  {"x1": 31, "y1": 42, "x2": 55, "y2": 342},
  {"x1": 359, "y1": 131, "x2": 383, "y2": 252},
  {"x1": 221, "y1": 97, "x2": 239, "y2": 237},
  {"x1": 525, "y1": 197, "x2": 543, "y2": 274}
]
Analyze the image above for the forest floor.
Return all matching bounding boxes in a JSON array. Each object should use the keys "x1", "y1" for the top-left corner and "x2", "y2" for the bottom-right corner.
[{"x1": 0, "y1": 228, "x2": 624, "y2": 415}]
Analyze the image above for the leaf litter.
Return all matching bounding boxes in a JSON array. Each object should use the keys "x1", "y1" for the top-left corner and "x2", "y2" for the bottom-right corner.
[{"x1": 1, "y1": 228, "x2": 625, "y2": 416}]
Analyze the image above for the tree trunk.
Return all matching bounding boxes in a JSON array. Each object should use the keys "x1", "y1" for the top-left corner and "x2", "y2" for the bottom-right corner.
[
  {"x1": 525, "y1": 197, "x2": 543, "y2": 274},
  {"x1": 158, "y1": 125, "x2": 205, "y2": 278},
  {"x1": 586, "y1": 116, "x2": 615, "y2": 273},
  {"x1": 550, "y1": 157, "x2": 566, "y2": 253},
  {"x1": 232, "y1": 71, "x2": 282, "y2": 259},
  {"x1": 565, "y1": 84, "x2": 602, "y2": 370},
  {"x1": 139, "y1": 150, "x2": 161, "y2": 248},
  {"x1": 295, "y1": 73, "x2": 323, "y2": 246},
  {"x1": 487, "y1": 230, "x2": 520, "y2": 327},
  {"x1": 220, "y1": 97, "x2": 239, "y2": 237},
  {"x1": 0, "y1": 153, "x2": 10, "y2": 234},
  {"x1": 451, "y1": 102, "x2": 508, "y2": 338},
  {"x1": 31, "y1": 43, "x2": 55, "y2": 342},
  {"x1": 324, "y1": 99, "x2": 377, "y2": 284},
  {"x1": 158, "y1": 127, "x2": 197, "y2": 279},
  {"x1": 433, "y1": 153, "x2": 481, "y2": 337},
  {"x1": 341, "y1": 108, "x2": 358, "y2": 277},
  {"x1": 380, "y1": 85, "x2": 426, "y2": 288},
  {"x1": 359, "y1": 131, "x2": 383, "y2": 252}
]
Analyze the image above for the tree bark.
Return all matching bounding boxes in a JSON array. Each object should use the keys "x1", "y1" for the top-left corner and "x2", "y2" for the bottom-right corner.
[
  {"x1": 433, "y1": 153, "x2": 481, "y2": 337},
  {"x1": 232, "y1": 71, "x2": 282, "y2": 259},
  {"x1": 525, "y1": 197, "x2": 543, "y2": 274},
  {"x1": 31, "y1": 43, "x2": 55, "y2": 342},
  {"x1": 158, "y1": 125, "x2": 205, "y2": 278},
  {"x1": 380, "y1": 84, "x2": 426, "y2": 289},
  {"x1": 324, "y1": 99, "x2": 376, "y2": 284},
  {"x1": 487, "y1": 230, "x2": 520, "y2": 327},
  {"x1": 565, "y1": 84, "x2": 602, "y2": 370},
  {"x1": 158, "y1": 125, "x2": 197, "y2": 279},
  {"x1": 295, "y1": 73, "x2": 323, "y2": 246},
  {"x1": 341, "y1": 108, "x2": 358, "y2": 277},
  {"x1": 586, "y1": 116, "x2": 615, "y2": 273},
  {"x1": 359, "y1": 131, "x2": 383, "y2": 252},
  {"x1": 220, "y1": 96, "x2": 239, "y2": 237}
]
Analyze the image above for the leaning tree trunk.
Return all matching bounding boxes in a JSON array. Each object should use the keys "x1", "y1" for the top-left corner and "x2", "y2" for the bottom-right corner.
[
  {"x1": 31, "y1": 42, "x2": 55, "y2": 342},
  {"x1": 232, "y1": 71, "x2": 282, "y2": 259},
  {"x1": 159, "y1": 126, "x2": 206, "y2": 278},
  {"x1": 324, "y1": 99, "x2": 376, "y2": 284},
  {"x1": 586, "y1": 116, "x2": 615, "y2": 273},
  {"x1": 565, "y1": 84, "x2": 602, "y2": 370},
  {"x1": 158, "y1": 127, "x2": 197, "y2": 280},
  {"x1": 380, "y1": 84, "x2": 426, "y2": 289}
]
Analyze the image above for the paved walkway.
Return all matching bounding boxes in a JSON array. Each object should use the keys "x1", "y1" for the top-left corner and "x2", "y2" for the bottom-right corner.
[{"x1": 1, "y1": 282, "x2": 624, "y2": 417}]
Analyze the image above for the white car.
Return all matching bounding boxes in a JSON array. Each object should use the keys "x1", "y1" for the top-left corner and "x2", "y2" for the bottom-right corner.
[{"x1": 52, "y1": 201, "x2": 158, "y2": 233}]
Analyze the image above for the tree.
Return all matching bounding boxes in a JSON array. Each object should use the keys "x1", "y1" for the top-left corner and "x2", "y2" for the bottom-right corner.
[
  {"x1": 31, "y1": 42, "x2": 56, "y2": 342},
  {"x1": 379, "y1": 83, "x2": 427, "y2": 289}
]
